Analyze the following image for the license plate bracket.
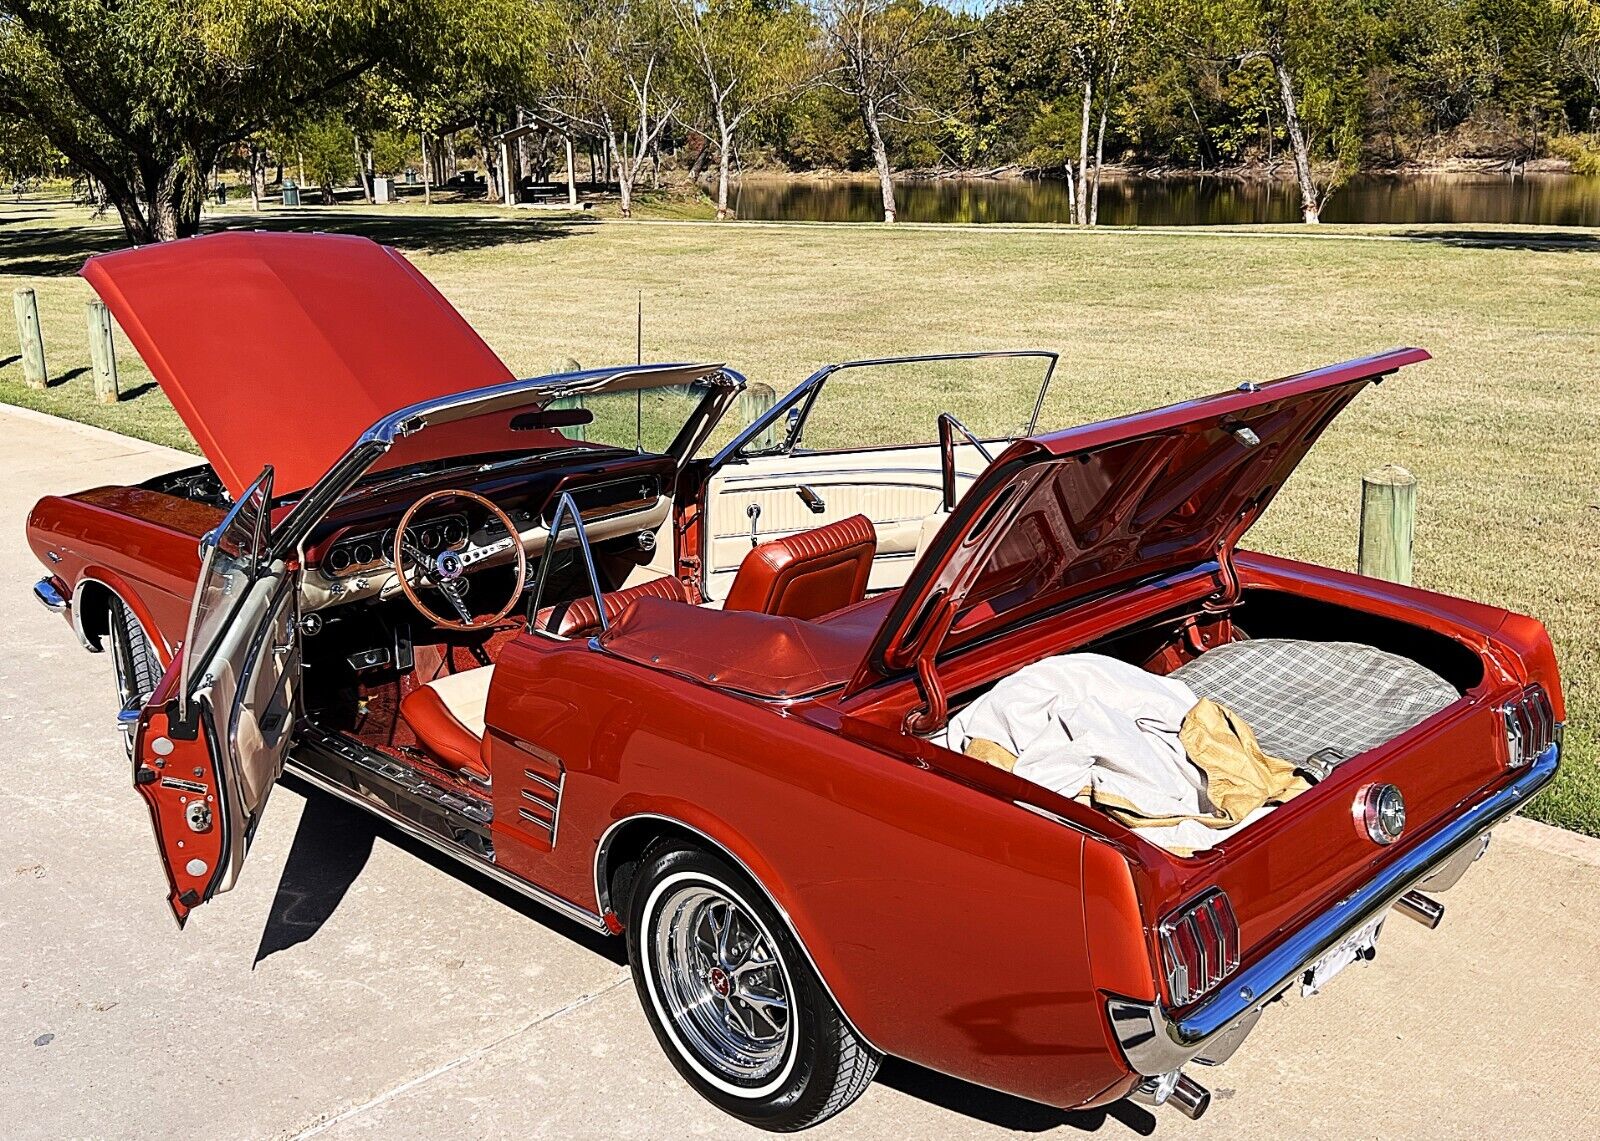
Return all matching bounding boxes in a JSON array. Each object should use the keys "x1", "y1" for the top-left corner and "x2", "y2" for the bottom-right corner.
[{"x1": 1301, "y1": 915, "x2": 1383, "y2": 996}]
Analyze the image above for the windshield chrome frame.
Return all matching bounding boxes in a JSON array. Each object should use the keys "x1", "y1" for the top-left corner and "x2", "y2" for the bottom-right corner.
[
  {"x1": 270, "y1": 363, "x2": 740, "y2": 559},
  {"x1": 711, "y1": 349, "x2": 1058, "y2": 468}
]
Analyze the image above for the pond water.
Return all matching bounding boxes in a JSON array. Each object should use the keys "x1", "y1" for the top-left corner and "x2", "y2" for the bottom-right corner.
[{"x1": 729, "y1": 172, "x2": 1600, "y2": 227}]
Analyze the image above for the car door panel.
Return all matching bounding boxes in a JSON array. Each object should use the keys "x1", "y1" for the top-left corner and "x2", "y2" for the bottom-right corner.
[
  {"x1": 704, "y1": 444, "x2": 991, "y2": 599},
  {"x1": 128, "y1": 467, "x2": 301, "y2": 925}
]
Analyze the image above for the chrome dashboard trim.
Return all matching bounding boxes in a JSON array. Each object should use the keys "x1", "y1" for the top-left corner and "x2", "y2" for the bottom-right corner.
[{"x1": 1107, "y1": 740, "x2": 1559, "y2": 1076}]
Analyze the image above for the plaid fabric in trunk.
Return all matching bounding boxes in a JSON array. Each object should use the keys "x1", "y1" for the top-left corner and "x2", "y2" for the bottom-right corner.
[{"x1": 1171, "y1": 638, "x2": 1458, "y2": 767}]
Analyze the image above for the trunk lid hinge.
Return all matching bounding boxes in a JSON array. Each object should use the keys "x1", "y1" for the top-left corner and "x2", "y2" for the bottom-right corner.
[
  {"x1": 903, "y1": 596, "x2": 958, "y2": 736},
  {"x1": 1203, "y1": 505, "x2": 1257, "y2": 612}
]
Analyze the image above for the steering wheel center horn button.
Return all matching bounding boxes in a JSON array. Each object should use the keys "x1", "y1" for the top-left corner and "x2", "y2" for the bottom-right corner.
[
  {"x1": 1355, "y1": 783, "x2": 1406, "y2": 845},
  {"x1": 434, "y1": 550, "x2": 464, "y2": 581}
]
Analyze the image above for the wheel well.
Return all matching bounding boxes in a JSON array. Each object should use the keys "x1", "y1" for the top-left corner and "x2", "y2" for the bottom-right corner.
[
  {"x1": 598, "y1": 818, "x2": 721, "y2": 927},
  {"x1": 75, "y1": 580, "x2": 115, "y2": 651}
]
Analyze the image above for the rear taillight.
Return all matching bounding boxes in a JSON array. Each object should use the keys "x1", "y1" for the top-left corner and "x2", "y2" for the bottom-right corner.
[
  {"x1": 1158, "y1": 889, "x2": 1240, "y2": 1007},
  {"x1": 1501, "y1": 685, "x2": 1561, "y2": 768}
]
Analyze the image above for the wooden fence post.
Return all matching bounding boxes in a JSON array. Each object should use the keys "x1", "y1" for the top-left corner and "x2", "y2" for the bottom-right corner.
[
  {"x1": 87, "y1": 299, "x2": 119, "y2": 404},
  {"x1": 737, "y1": 382, "x2": 778, "y2": 450},
  {"x1": 12, "y1": 288, "x2": 48, "y2": 390},
  {"x1": 1358, "y1": 464, "x2": 1416, "y2": 584}
]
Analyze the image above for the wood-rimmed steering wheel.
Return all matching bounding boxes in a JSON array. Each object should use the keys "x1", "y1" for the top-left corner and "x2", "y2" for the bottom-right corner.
[{"x1": 394, "y1": 489, "x2": 527, "y2": 631}]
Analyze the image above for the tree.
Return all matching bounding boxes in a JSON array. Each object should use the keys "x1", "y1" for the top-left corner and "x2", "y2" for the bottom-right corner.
[
  {"x1": 0, "y1": 0, "x2": 433, "y2": 242},
  {"x1": 551, "y1": 0, "x2": 684, "y2": 218},
  {"x1": 818, "y1": 0, "x2": 952, "y2": 222},
  {"x1": 671, "y1": 0, "x2": 821, "y2": 218},
  {"x1": 1167, "y1": 0, "x2": 1372, "y2": 222}
]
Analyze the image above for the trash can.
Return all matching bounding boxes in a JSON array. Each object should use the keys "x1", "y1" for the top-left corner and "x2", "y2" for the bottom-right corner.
[
  {"x1": 404, "y1": 168, "x2": 418, "y2": 186},
  {"x1": 374, "y1": 176, "x2": 391, "y2": 205},
  {"x1": 282, "y1": 180, "x2": 301, "y2": 207}
]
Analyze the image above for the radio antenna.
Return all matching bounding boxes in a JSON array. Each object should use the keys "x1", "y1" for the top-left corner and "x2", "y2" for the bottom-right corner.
[{"x1": 635, "y1": 290, "x2": 643, "y2": 365}]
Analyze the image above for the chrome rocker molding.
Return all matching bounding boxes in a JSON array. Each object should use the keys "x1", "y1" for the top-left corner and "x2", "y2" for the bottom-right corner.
[
  {"x1": 287, "y1": 761, "x2": 609, "y2": 934},
  {"x1": 1108, "y1": 740, "x2": 1560, "y2": 1077},
  {"x1": 593, "y1": 812, "x2": 886, "y2": 1057}
]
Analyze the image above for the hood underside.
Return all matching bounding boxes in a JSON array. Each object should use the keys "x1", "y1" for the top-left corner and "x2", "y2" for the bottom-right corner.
[
  {"x1": 82, "y1": 232, "x2": 515, "y2": 498},
  {"x1": 859, "y1": 348, "x2": 1432, "y2": 687}
]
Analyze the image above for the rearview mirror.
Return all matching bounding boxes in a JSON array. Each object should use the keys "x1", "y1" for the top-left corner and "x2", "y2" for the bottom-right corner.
[{"x1": 511, "y1": 407, "x2": 595, "y2": 431}]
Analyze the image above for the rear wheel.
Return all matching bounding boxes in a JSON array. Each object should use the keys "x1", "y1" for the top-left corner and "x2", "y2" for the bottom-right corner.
[
  {"x1": 626, "y1": 843, "x2": 880, "y2": 1131},
  {"x1": 106, "y1": 598, "x2": 161, "y2": 757}
]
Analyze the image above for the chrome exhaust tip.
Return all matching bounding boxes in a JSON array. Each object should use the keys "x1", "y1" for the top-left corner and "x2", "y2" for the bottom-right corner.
[
  {"x1": 1131, "y1": 1071, "x2": 1212, "y2": 1120},
  {"x1": 1394, "y1": 889, "x2": 1445, "y2": 929}
]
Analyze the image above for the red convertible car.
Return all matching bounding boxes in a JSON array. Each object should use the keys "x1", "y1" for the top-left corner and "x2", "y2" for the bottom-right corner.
[{"x1": 27, "y1": 233, "x2": 1561, "y2": 1130}]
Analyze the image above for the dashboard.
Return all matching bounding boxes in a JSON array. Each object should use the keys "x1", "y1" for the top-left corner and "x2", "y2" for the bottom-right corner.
[{"x1": 300, "y1": 450, "x2": 675, "y2": 611}]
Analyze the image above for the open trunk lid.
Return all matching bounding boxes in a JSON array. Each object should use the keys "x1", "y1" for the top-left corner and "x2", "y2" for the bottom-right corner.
[{"x1": 848, "y1": 348, "x2": 1432, "y2": 691}]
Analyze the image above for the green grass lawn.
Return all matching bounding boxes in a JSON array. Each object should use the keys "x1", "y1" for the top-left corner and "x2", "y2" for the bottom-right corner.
[{"x1": 4, "y1": 192, "x2": 1597, "y2": 835}]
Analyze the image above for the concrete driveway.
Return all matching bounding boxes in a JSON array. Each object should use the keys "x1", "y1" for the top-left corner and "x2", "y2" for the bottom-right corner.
[{"x1": 3, "y1": 404, "x2": 1598, "y2": 1140}]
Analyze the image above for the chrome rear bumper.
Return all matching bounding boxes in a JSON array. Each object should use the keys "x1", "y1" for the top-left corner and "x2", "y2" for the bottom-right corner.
[
  {"x1": 33, "y1": 577, "x2": 68, "y2": 613},
  {"x1": 1108, "y1": 740, "x2": 1560, "y2": 1076}
]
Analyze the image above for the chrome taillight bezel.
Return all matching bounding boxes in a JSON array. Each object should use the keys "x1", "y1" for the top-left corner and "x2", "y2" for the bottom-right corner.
[
  {"x1": 1501, "y1": 685, "x2": 1561, "y2": 768},
  {"x1": 1158, "y1": 889, "x2": 1240, "y2": 1008}
]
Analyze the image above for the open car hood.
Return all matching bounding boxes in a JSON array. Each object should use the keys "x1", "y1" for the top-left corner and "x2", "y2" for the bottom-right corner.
[
  {"x1": 82, "y1": 232, "x2": 516, "y2": 498},
  {"x1": 856, "y1": 348, "x2": 1431, "y2": 688}
]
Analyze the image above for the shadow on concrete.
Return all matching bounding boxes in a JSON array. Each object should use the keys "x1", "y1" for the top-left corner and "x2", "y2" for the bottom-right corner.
[
  {"x1": 255, "y1": 791, "x2": 377, "y2": 966},
  {"x1": 275, "y1": 774, "x2": 625, "y2": 966},
  {"x1": 1397, "y1": 228, "x2": 1600, "y2": 252},
  {"x1": 877, "y1": 1058, "x2": 1157, "y2": 1134}
]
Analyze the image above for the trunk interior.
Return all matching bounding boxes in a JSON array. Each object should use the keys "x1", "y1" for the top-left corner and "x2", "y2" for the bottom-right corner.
[{"x1": 924, "y1": 584, "x2": 1486, "y2": 858}]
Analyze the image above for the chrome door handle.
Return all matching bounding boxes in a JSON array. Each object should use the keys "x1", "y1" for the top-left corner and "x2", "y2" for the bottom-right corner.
[
  {"x1": 746, "y1": 503, "x2": 761, "y2": 547},
  {"x1": 797, "y1": 486, "x2": 826, "y2": 514}
]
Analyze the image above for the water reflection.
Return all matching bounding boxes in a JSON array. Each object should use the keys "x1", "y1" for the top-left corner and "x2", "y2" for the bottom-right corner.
[{"x1": 730, "y1": 172, "x2": 1600, "y2": 227}]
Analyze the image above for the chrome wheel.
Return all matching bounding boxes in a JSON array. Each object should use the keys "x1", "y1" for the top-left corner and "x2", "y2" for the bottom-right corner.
[{"x1": 651, "y1": 881, "x2": 792, "y2": 1085}]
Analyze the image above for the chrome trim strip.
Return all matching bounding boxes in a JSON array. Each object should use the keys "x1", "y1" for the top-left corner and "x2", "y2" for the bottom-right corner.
[
  {"x1": 1107, "y1": 740, "x2": 1559, "y2": 1076},
  {"x1": 33, "y1": 577, "x2": 68, "y2": 613},
  {"x1": 592, "y1": 812, "x2": 884, "y2": 1055},
  {"x1": 286, "y1": 760, "x2": 608, "y2": 933}
]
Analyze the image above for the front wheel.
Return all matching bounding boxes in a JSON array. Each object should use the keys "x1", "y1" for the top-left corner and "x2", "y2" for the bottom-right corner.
[
  {"x1": 107, "y1": 598, "x2": 162, "y2": 757},
  {"x1": 626, "y1": 844, "x2": 880, "y2": 1131}
]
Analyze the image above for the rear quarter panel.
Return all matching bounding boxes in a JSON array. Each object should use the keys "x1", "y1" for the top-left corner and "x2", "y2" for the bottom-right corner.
[
  {"x1": 27, "y1": 487, "x2": 215, "y2": 657},
  {"x1": 484, "y1": 632, "x2": 1135, "y2": 1109}
]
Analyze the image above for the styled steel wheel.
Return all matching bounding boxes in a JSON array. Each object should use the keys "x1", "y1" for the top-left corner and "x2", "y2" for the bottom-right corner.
[
  {"x1": 107, "y1": 598, "x2": 161, "y2": 757},
  {"x1": 627, "y1": 844, "x2": 880, "y2": 1131},
  {"x1": 651, "y1": 882, "x2": 793, "y2": 1084}
]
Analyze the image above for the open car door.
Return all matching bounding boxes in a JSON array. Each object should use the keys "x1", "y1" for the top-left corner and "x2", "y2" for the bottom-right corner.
[
  {"x1": 701, "y1": 352, "x2": 1055, "y2": 599},
  {"x1": 130, "y1": 467, "x2": 301, "y2": 926}
]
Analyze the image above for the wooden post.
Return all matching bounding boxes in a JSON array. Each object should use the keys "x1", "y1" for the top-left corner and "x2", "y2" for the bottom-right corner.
[
  {"x1": 1358, "y1": 464, "x2": 1416, "y2": 584},
  {"x1": 737, "y1": 383, "x2": 778, "y2": 451},
  {"x1": 87, "y1": 298, "x2": 119, "y2": 403},
  {"x1": 12, "y1": 288, "x2": 47, "y2": 389}
]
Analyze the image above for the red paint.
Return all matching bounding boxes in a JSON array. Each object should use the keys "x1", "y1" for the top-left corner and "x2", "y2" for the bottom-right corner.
[
  {"x1": 82, "y1": 232, "x2": 517, "y2": 497},
  {"x1": 25, "y1": 329, "x2": 1563, "y2": 1116}
]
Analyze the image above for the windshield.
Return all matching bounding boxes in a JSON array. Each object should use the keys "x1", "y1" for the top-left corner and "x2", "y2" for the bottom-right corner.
[{"x1": 549, "y1": 381, "x2": 722, "y2": 454}]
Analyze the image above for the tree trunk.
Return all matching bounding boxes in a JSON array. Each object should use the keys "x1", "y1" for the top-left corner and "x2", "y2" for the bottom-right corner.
[
  {"x1": 355, "y1": 136, "x2": 373, "y2": 204},
  {"x1": 1076, "y1": 76, "x2": 1092, "y2": 225},
  {"x1": 421, "y1": 132, "x2": 433, "y2": 205},
  {"x1": 1063, "y1": 160, "x2": 1076, "y2": 221},
  {"x1": 609, "y1": 131, "x2": 633, "y2": 218},
  {"x1": 1270, "y1": 48, "x2": 1322, "y2": 224},
  {"x1": 1091, "y1": 103, "x2": 1109, "y2": 226},
  {"x1": 715, "y1": 119, "x2": 733, "y2": 220},
  {"x1": 861, "y1": 96, "x2": 896, "y2": 223}
]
